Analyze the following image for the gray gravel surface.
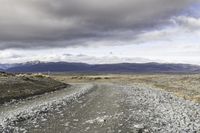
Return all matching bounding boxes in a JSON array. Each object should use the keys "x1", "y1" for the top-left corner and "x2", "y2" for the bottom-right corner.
[
  {"x1": 0, "y1": 83, "x2": 200, "y2": 133},
  {"x1": 120, "y1": 84, "x2": 200, "y2": 132}
]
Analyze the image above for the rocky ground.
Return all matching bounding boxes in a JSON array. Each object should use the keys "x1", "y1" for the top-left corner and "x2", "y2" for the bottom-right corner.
[
  {"x1": 120, "y1": 84, "x2": 200, "y2": 132},
  {"x1": 0, "y1": 83, "x2": 199, "y2": 133}
]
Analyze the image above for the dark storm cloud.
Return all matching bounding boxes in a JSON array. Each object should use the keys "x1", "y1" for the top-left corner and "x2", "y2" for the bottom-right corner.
[{"x1": 0, "y1": 0, "x2": 198, "y2": 49}]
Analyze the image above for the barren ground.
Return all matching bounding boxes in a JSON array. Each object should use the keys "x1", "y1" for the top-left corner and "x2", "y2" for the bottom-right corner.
[
  {"x1": 52, "y1": 73, "x2": 200, "y2": 103},
  {"x1": 0, "y1": 73, "x2": 200, "y2": 133}
]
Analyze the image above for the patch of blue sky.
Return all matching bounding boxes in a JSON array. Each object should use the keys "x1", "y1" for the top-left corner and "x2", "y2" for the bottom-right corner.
[{"x1": 181, "y1": 2, "x2": 200, "y2": 18}]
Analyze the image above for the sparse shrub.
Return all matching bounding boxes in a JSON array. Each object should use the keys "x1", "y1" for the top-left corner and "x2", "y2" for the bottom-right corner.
[
  {"x1": 71, "y1": 76, "x2": 78, "y2": 79},
  {"x1": 93, "y1": 77, "x2": 102, "y2": 80},
  {"x1": 31, "y1": 73, "x2": 49, "y2": 78}
]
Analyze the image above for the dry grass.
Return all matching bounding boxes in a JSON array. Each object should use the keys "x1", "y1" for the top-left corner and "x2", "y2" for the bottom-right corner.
[{"x1": 52, "y1": 73, "x2": 200, "y2": 103}]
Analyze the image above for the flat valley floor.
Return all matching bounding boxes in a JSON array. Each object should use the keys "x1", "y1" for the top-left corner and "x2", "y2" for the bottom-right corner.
[{"x1": 1, "y1": 74, "x2": 200, "y2": 133}]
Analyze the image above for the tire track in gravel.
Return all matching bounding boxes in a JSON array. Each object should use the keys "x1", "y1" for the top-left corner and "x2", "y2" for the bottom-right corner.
[
  {"x1": 8, "y1": 83, "x2": 134, "y2": 133},
  {"x1": 0, "y1": 84, "x2": 95, "y2": 132},
  {"x1": 1, "y1": 83, "x2": 200, "y2": 133}
]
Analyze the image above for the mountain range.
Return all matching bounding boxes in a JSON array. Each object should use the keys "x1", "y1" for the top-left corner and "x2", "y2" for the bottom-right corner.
[{"x1": 1, "y1": 61, "x2": 200, "y2": 73}]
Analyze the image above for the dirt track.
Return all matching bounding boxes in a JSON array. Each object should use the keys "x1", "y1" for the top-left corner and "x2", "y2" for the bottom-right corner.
[{"x1": 1, "y1": 83, "x2": 200, "y2": 133}]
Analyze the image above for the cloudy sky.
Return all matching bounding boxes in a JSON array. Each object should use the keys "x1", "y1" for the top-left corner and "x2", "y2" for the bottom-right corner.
[{"x1": 0, "y1": 0, "x2": 200, "y2": 64}]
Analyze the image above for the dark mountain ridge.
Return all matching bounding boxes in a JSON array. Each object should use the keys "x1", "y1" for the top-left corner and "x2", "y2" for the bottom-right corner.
[{"x1": 4, "y1": 61, "x2": 200, "y2": 73}]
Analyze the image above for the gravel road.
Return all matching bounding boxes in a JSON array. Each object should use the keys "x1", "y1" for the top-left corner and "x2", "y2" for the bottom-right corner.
[{"x1": 0, "y1": 83, "x2": 200, "y2": 133}]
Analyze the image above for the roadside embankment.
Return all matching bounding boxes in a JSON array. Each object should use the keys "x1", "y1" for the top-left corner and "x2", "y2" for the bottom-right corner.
[{"x1": 0, "y1": 72, "x2": 70, "y2": 104}]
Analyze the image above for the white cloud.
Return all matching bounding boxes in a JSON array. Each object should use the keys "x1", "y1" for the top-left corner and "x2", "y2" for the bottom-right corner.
[
  {"x1": 0, "y1": 0, "x2": 198, "y2": 49},
  {"x1": 174, "y1": 16, "x2": 200, "y2": 29},
  {"x1": 0, "y1": 1, "x2": 200, "y2": 65}
]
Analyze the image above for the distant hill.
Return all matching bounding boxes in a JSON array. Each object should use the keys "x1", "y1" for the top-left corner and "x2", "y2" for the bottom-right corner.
[
  {"x1": 0, "y1": 64, "x2": 17, "y2": 70},
  {"x1": 4, "y1": 62, "x2": 200, "y2": 73}
]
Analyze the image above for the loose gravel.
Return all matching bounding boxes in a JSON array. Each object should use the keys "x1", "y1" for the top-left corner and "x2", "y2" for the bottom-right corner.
[
  {"x1": 0, "y1": 83, "x2": 200, "y2": 133},
  {"x1": 120, "y1": 83, "x2": 200, "y2": 132}
]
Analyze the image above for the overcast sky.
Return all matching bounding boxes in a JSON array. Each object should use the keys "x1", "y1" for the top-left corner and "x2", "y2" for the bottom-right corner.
[{"x1": 0, "y1": 0, "x2": 200, "y2": 64}]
